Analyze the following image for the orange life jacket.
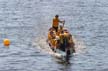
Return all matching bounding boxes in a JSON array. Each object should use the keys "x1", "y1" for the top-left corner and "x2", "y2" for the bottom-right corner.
[
  {"x1": 48, "y1": 32, "x2": 52, "y2": 41},
  {"x1": 52, "y1": 18, "x2": 59, "y2": 27},
  {"x1": 50, "y1": 39, "x2": 57, "y2": 48}
]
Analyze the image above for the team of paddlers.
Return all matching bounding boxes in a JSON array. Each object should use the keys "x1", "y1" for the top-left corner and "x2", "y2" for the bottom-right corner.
[{"x1": 47, "y1": 15, "x2": 75, "y2": 53}]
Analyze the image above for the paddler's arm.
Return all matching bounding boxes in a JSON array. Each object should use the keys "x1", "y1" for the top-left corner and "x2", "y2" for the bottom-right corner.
[
  {"x1": 59, "y1": 20, "x2": 65, "y2": 23},
  {"x1": 59, "y1": 20, "x2": 65, "y2": 26}
]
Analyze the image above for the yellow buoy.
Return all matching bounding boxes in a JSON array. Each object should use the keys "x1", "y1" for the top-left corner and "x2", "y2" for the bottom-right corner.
[{"x1": 3, "y1": 39, "x2": 10, "y2": 46}]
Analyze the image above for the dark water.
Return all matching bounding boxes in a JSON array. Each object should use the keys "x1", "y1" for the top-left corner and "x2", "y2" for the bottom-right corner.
[{"x1": 0, "y1": 0, "x2": 108, "y2": 71}]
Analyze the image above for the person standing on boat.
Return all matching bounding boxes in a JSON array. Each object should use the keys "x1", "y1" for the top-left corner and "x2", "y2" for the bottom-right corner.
[{"x1": 52, "y1": 15, "x2": 65, "y2": 32}]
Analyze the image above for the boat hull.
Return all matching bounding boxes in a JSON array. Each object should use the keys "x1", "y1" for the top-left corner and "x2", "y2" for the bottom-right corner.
[{"x1": 48, "y1": 41, "x2": 75, "y2": 61}]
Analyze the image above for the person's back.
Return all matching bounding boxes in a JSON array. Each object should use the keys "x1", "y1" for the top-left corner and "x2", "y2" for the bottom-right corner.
[
  {"x1": 50, "y1": 38, "x2": 57, "y2": 50},
  {"x1": 48, "y1": 32, "x2": 52, "y2": 41},
  {"x1": 48, "y1": 28, "x2": 54, "y2": 40},
  {"x1": 63, "y1": 33, "x2": 69, "y2": 47},
  {"x1": 59, "y1": 32, "x2": 64, "y2": 44},
  {"x1": 52, "y1": 15, "x2": 59, "y2": 32},
  {"x1": 59, "y1": 31, "x2": 66, "y2": 51},
  {"x1": 52, "y1": 17, "x2": 59, "y2": 28},
  {"x1": 52, "y1": 15, "x2": 64, "y2": 32}
]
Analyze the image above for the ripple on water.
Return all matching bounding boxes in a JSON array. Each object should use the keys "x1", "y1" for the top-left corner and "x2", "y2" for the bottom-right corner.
[{"x1": 0, "y1": 0, "x2": 108, "y2": 71}]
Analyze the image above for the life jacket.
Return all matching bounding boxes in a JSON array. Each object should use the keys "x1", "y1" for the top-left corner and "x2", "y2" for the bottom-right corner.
[
  {"x1": 50, "y1": 38, "x2": 57, "y2": 48},
  {"x1": 60, "y1": 33, "x2": 69, "y2": 46},
  {"x1": 52, "y1": 18, "x2": 59, "y2": 27},
  {"x1": 48, "y1": 32, "x2": 52, "y2": 41},
  {"x1": 59, "y1": 34, "x2": 64, "y2": 44},
  {"x1": 57, "y1": 28, "x2": 63, "y2": 36}
]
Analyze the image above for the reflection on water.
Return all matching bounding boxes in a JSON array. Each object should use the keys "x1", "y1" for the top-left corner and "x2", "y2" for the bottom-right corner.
[{"x1": 0, "y1": 0, "x2": 108, "y2": 71}]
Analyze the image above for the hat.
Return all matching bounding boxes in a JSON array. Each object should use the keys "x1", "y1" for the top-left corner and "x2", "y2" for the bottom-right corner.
[{"x1": 55, "y1": 15, "x2": 59, "y2": 17}]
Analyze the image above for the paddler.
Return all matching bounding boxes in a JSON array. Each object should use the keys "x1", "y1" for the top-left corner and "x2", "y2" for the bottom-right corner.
[
  {"x1": 52, "y1": 15, "x2": 65, "y2": 32},
  {"x1": 59, "y1": 31, "x2": 65, "y2": 51},
  {"x1": 48, "y1": 28, "x2": 54, "y2": 41},
  {"x1": 68, "y1": 34, "x2": 75, "y2": 53},
  {"x1": 59, "y1": 31, "x2": 70, "y2": 51},
  {"x1": 50, "y1": 33, "x2": 57, "y2": 52},
  {"x1": 63, "y1": 30, "x2": 76, "y2": 53},
  {"x1": 56, "y1": 25, "x2": 63, "y2": 36}
]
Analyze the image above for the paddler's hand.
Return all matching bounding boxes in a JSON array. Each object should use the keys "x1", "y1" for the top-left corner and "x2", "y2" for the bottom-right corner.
[
  {"x1": 62, "y1": 20, "x2": 65, "y2": 23},
  {"x1": 62, "y1": 20, "x2": 65, "y2": 26}
]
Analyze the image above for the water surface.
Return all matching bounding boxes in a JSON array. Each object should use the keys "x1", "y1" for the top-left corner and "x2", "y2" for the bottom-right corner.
[{"x1": 0, "y1": 0, "x2": 108, "y2": 71}]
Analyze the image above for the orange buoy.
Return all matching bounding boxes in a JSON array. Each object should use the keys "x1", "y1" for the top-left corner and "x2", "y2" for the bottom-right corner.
[{"x1": 3, "y1": 39, "x2": 10, "y2": 46}]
